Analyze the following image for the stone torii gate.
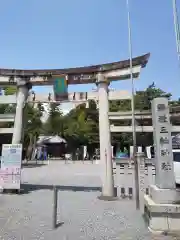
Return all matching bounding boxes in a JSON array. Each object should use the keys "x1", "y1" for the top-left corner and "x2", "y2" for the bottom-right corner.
[{"x1": 0, "y1": 53, "x2": 150, "y2": 199}]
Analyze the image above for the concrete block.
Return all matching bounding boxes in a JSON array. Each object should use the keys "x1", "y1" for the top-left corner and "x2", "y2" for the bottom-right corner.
[
  {"x1": 149, "y1": 185, "x2": 180, "y2": 204},
  {"x1": 149, "y1": 216, "x2": 168, "y2": 233},
  {"x1": 144, "y1": 194, "x2": 180, "y2": 233},
  {"x1": 168, "y1": 217, "x2": 180, "y2": 232}
]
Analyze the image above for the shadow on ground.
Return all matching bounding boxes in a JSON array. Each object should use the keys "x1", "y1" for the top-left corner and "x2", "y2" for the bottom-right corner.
[
  {"x1": 19, "y1": 183, "x2": 102, "y2": 194},
  {"x1": 55, "y1": 222, "x2": 65, "y2": 229},
  {"x1": 22, "y1": 163, "x2": 47, "y2": 168}
]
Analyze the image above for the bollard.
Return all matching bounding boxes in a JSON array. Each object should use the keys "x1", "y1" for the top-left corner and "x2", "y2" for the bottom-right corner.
[
  {"x1": 128, "y1": 187, "x2": 133, "y2": 199},
  {"x1": 121, "y1": 187, "x2": 125, "y2": 198},
  {"x1": 136, "y1": 152, "x2": 145, "y2": 214},
  {"x1": 53, "y1": 186, "x2": 58, "y2": 229}
]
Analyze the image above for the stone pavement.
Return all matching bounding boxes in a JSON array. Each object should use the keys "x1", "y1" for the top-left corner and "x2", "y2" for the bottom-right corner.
[{"x1": 0, "y1": 161, "x2": 179, "y2": 240}]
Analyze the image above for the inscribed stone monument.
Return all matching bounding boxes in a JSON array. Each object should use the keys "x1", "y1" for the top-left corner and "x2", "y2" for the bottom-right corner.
[{"x1": 151, "y1": 98, "x2": 175, "y2": 189}]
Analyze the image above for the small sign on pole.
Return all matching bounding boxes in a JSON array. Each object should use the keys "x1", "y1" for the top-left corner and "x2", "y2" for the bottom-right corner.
[{"x1": 0, "y1": 144, "x2": 22, "y2": 190}]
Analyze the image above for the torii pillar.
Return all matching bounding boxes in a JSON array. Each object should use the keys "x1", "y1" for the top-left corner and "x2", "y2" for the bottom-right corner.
[
  {"x1": 12, "y1": 81, "x2": 31, "y2": 144},
  {"x1": 96, "y1": 73, "x2": 116, "y2": 200}
]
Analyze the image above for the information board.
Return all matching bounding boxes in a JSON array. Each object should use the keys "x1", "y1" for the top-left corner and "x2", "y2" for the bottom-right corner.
[{"x1": 0, "y1": 144, "x2": 22, "y2": 190}]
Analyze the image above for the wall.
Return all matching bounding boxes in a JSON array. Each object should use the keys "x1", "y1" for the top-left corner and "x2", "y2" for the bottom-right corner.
[{"x1": 115, "y1": 159, "x2": 155, "y2": 198}]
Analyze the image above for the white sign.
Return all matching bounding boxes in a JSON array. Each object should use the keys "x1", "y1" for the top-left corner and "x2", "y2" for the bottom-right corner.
[
  {"x1": 151, "y1": 98, "x2": 175, "y2": 189},
  {"x1": 0, "y1": 144, "x2": 22, "y2": 190}
]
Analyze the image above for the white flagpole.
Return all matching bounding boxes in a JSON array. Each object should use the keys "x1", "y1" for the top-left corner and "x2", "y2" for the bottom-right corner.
[
  {"x1": 126, "y1": 0, "x2": 139, "y2": 209},
  {"x1": 172, "y1": 0, "x2": 180, "y2": 63}
]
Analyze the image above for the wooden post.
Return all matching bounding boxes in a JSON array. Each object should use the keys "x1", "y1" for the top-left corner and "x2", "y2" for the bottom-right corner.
[{"x1": 136, "y1": 152, "x2": 145, "y2": 213}]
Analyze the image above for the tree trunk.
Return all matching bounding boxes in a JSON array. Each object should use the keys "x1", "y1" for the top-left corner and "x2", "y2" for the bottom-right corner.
[{"x1": 26, "y1": 134, "x2": 33, "y2": 161}]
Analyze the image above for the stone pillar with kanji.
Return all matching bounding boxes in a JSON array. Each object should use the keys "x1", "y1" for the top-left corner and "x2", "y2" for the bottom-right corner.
[{"x1": 144, "y1": 98, "x2": 180, "y2": 233}]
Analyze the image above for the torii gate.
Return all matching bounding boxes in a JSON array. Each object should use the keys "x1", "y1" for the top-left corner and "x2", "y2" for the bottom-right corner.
[{"x1": 0, "y1": 53, "x2": 150, "y2": 199}]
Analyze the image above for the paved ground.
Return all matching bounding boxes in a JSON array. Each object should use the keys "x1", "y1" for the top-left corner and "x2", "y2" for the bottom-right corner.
[{"x1": 0, "y1": 161, "x2": 179, "y2": 240}]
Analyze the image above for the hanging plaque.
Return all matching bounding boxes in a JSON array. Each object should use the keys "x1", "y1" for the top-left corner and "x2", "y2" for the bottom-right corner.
[{"x1": 53, "y1": 75, "x2": 68, "y2": 101}]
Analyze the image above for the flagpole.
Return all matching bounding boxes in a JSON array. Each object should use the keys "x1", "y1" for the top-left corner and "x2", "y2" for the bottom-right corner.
[
  {"x1": 126, "y1": 0, "x2": 139, "y2": 209},
  {"x1": 172, "y1": 0, "x2": 180, "y2": 63}
]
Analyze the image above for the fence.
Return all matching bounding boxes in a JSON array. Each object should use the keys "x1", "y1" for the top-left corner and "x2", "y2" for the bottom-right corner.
[
  {"x1": 115, "y1": 159, "x2": 156, "y2": 199},
  {"x1": 25, "y1": 157, "x2": 156, "y2": 200}
]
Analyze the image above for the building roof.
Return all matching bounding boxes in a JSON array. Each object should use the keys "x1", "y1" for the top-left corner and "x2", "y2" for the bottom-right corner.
[{"x1": 37, "y1": 135, "x2": 66, "y2": 145}]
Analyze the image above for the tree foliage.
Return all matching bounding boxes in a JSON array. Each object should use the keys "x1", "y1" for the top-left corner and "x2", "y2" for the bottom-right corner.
[
  {"x1": 23, "y1": 103, "x2": 45, "y2": 160},
  {"x1": 42, "y1": 103, "x2": 64, "y2": 135},
  {"x1": 4, "y1": 86, "x2": 17, "y2": 95},
  {"x1": 61, "y1": 101, "x2": 99, "y2": 154},
  {"x1": 110, "y1": 82, "x2": 173, "y2": 112}
]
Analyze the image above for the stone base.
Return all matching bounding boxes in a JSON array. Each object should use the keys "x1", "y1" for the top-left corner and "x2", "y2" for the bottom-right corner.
[
  {"x1": 144, "y1": 194, "x2": 180, "y2": 233},
  {"x1": 98, "y1": 187, "x2": 118, "y2": 201},
  {"x1": 149, "y1": 185, "x2": 180, "y2": 204}
]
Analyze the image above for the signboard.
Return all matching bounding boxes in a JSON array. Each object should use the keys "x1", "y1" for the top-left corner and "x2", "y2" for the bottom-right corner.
[
  {"x1": 151, "y1": 98, "x2": 175, "y2": 189},
  {"x1": 68, "y1": 73, "x2": 96, "y2": 84},
  {"x1": 0, "y1": 144, "x2": 22, "y2": 190},
  {"x1": 53, "y1": 75, "x2": 68, "y2": 101}
]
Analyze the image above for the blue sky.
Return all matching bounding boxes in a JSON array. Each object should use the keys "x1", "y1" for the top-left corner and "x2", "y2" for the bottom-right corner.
[{"x1": 0, "y1": 0, "x2": 179, "y2": 101}]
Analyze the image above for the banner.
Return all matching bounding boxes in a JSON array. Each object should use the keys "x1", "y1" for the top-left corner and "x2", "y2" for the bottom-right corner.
[{"x1": 53, "y1": 75, "x2": 68, "y2": 101}]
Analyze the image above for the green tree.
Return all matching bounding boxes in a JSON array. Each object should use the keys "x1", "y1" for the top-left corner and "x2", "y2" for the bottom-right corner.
[
  {"x1": 23, "y1": 103, "x2": 44, "y2": 160},
  {"x1": 61, "y1": 101, "x2": 99, "y2": 156},
  {"x1": 43, "y1": 103, "x2": 64, "y2": 135},
  {"x1": 4, "y1": 86, "x2": 17, "y2": 95},
  {"x1": 135, "y1": 82, "x2": 172, "y2": 110},
  {"x1": 109, "y1": 82, "x2": 172, "y2": 112}
]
